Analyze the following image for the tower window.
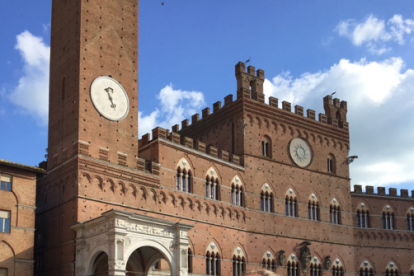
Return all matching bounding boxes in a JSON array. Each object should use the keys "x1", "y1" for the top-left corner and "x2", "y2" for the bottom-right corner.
[
  {"x1": 262, "y1": 136, "x2": 272, "y2": 157},
  {"x1": 327, "y1": 154, "x2": 335, "y2": 173}
]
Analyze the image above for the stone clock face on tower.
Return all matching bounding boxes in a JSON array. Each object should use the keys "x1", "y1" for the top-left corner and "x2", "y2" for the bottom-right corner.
[
  {"x1": 90, "y1": 76, "x2": 130, "y2": 121},
  {"x1": 289, "y1": 137, "x2": 313, "y2": 168}
]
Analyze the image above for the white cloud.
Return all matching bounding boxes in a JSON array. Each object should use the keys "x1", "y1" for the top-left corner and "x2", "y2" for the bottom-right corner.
[
  {"x1": 264, "y1": 57, "x2": 414, "y2": 188},
  {"x1": 335, "y1": 14, "x2": 414, "y2": 55},
  {"x1": 6, "y1": 31, "x2": 50, "y2": 124},
  {"x1": 138, "y1": 84, "x2": 206, "y2": 137}
]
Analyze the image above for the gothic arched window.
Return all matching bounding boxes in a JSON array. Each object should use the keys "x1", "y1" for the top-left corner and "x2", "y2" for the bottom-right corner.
[
  {"x1": 287, "y1": 261, "x2": 300, "y2": 276},
  {"x1": 356, "y1": 203, "x2": 370, "y2": 228},
  {"x1": 406, "y1": 207, "x2": 414, "y2": 231},
  {"x1": 382, "y1": 206, "x2": 395, "y2": 230},
  {"x1": 260, "y1": 184, "x2": 274, "y2": 213},
  {"x1": 231, "y1": 185, "x2": 244, "y2": 207},
  {"x1": 327, "y1": 154, "x2": 336, "y2": 173},
  {"x1": 206, "y1": 252, "x2": 221, "y2": 275},
  {"x1": 232, "y1": 247, "x2": 246, "y2": 276},
  {"x1": 261, "y1": 251, "x2": 276, "y2": 271},
  {"x1": 205, "y1": 169, "x2": 220, "y2": 200},
  {"x1": 285, "y1": 189, "x2": 297, "y2": 217},
  {"x1": 330, "y1": 198, "x2": 341, "y2": 225},
  {"x1": 310, "y1": 257, "x2": 322, "y2": 276},
  {"x1": 359, "y1": 261, "x2": 374, "y2": 276},
  {"x1": 308, "y1": 194, "x2": 319, "y2": 221},
  {"x1": 262, "y1": 136, "x2": 272, "y2": 158},
  {"x1": 385, "y1": 262, "x2": 399, "y2": 276}
]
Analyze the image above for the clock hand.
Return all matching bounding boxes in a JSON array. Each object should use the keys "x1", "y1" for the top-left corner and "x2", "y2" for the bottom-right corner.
[{"x1": 104, "y1": 88, "x2": 117, "y2": 110}]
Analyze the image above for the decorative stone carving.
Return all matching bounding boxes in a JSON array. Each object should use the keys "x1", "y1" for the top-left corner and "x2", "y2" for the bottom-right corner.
[
  {"x1": 301, "y1": 245, "x2": 312, "y2": 275},
  {"x1": 279, "y1": 250, "x2": 286, "y2": 266},
  {"x1": 325, "y1": 256, "x2": 332, "y2": 270}
]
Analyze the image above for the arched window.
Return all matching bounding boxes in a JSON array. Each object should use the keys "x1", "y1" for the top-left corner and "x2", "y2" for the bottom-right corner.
[
  {"x1": 206, "y1": 252, "x2": 220, "y2": 275},
  {"x1": 231, "y1": 176, "x2": 244, "y2": 207},
  {"x1": 385, "y1": 262, "x2": 399, "y2": 276},
  {"x1": 232, "y1": 256, "x2": 246, "y2": 276},
  {"x1": 310, "y1": 257, "x2": 322, "y2": 276},
  {"x1": 188, "y1": 248, "x2": 193, "y2": 273},
  {"x1": 285, "y1": 189, "x2": 297, "y2": 217},
  {"x1": 407, "y1": 207, "x2": 414, "y2": 231},
  {"x1": 232, "y1": 247, "x2": 246, "y2": 276},
  {"x1": 206, "y1": 242, "x2": 221, "y2": 276},
  {"x1": 332, "y1": 259, "x2": 344, "y2": 276},
  {"x1": 359, "y1": 261, "x2": 374, "y2": 276},
  {"x1": 260, "y1": 184, "x2": 273, "y2": 213},
  {"x1": 205, "y1": 168, "x2": 220, "y2": 200},
  {"x1": 249, "y1": 80, "x2": 255, "y2": 99},
  {"x1": 327, "y1": 154, "x2": 336, "y2": 173},
  {"x1": 176, "y1": 159, "x2": 192, "y2": 193},
  {"x1": 356, "y1": 203, "x2": 370, "y2": 228},
  {"x1": 261, "y1": 191, "x2": 274, "y2": 213},
  {"x1": 330, "y1": 198, "x2": 341, "y2": 225},
  {"x1": 308, "y1": 194, "x2": 319, "y2": 221},
  {"x1": 332, "y1": 266, "x2": 344, "y2": 276},
  {"x1": 382, "y1": 205, "x2": 395, "y2": 230},
  {"x1": 261, "y1": 251, "x2": 276, "y2": 271},
  {"x1": 262, "y1": 136, "x2": 272, "y2": 158},
  {"x1": 287, "y1": 259, "x2": 300, "y2": 276}
]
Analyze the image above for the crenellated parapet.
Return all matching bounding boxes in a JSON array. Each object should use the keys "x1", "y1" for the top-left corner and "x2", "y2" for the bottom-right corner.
[
  {"x1": 235, "y1": 61, "x2": 265, "y2": 102},
  {"x1": 139, "y1": 127, "x2": 241, "y2": 166},
  {"x1": 324, "y1": 95, "x2": 348, "y2": 129},
  {"x1": 171, "y1": 62, "x2": 349, "y2": 134},
  {"x1": 353, "y1": 185, "x2": 414, "y2": 199}
]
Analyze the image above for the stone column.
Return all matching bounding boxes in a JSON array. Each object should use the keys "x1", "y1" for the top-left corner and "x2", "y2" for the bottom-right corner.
[
  {"x1": 107, "y1": 236, "x2": 127, "y2": 276},
  {"x1": 213, "y1": 183, "x2": 217, "y2": 199}
]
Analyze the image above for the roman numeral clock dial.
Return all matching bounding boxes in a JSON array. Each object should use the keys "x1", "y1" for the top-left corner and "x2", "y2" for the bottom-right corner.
[
  {"x1": 90, "y1": 76, "x2": 130, "y2": 121},
  {"x1": 289, "y1": 137, "x2": 313, "y2": 168}
]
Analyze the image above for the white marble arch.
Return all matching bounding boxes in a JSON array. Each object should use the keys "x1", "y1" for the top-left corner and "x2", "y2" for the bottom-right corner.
[{"x1": 72, "y1": 209, "x2": 194, "y2": 276}]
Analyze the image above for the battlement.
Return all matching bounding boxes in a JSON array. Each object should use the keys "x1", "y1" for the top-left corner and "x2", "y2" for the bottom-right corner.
[
  {"x1": 353, "y1": 185, "x2": 414, "y2": 199},
  {"x1": 139, "y1": 127, "x2": 241, "y2": 166},
  {"x1": 235, "y1": 61, "x2": 265, "y2": 102},
  {"x1": 323, "y1": 95, "x2": 348, "y2": 127},
  {"x1": 161, "y1": 86, "x2": 349, "y2": 135}
]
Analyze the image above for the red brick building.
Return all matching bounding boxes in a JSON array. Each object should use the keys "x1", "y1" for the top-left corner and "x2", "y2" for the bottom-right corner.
[
  {"x1": 34, "y1": 0, "x2": 414, "y2": 276},
  {"x1": 0, "y1": 160, "x2": 45, "y2": 276}
]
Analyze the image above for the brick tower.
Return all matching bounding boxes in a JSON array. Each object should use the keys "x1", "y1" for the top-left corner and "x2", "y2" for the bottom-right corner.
[
  {"x1": 47, "y1": 0, "x2": 139, "y2": 169},
  {"x1": 36, "y1": 1, "x2": 139, "y2": 275}
]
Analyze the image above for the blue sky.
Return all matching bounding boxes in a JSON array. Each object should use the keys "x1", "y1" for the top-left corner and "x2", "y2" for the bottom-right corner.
[{"x1": 1, "y1": 0, "x2": 414, "y2": 193}]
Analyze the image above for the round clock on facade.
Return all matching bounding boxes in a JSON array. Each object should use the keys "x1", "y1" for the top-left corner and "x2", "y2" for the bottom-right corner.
[
  {"x1": 90, "y1": 76, "x2": 130, "y2": 121},
  {"x1": 289, "y1": 137, "x2": 313, "y2": 168}
]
